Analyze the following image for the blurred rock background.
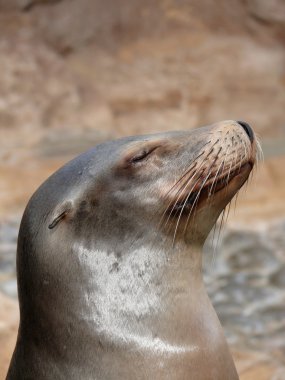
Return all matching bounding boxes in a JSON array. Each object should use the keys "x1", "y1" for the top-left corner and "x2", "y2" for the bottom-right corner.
[{"x1": 0, "y1": 0, "x2": 285, "y2": 378}]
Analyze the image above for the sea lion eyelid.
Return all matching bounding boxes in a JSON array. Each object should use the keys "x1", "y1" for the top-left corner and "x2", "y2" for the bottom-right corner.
[{"x1": 130, "y1": 146, "x2": 159, "y2": 164}]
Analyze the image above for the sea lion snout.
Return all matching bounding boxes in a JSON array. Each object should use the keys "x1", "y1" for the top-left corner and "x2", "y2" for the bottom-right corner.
[{"x1": 160, "y1": 120, "x2": 260, "y2": 244}]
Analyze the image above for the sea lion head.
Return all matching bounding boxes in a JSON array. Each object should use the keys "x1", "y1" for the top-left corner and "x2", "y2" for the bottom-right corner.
[{"x1": 41, "y1": 119, "x2": 258, "y2": 253}]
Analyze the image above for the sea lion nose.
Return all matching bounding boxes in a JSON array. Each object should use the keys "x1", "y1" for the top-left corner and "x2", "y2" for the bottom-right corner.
[{"x1": 237, "y1": 121, "x2": 254, "y2": 143}]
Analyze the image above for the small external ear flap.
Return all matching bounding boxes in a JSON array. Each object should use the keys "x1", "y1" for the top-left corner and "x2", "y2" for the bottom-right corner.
[{"x1": 48, "y1": 201, "x2": 73, "y2": 229}]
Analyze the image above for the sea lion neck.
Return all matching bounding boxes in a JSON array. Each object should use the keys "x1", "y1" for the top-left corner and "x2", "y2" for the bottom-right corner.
[
  {"x1": 94, "y1": 237, "x2": 205, "y2": 288},
  {"x1": 69, "y1": 239, "x2": 209, "y2": 347},
  {"x1": 79, "y1": 229, "x2": 205, "y2": 289}
]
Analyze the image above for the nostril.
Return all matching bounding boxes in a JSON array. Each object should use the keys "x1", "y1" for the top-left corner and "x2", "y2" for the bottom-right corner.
[{"x1": 237, "y1": 121, "x2": 254, "y2": 143}]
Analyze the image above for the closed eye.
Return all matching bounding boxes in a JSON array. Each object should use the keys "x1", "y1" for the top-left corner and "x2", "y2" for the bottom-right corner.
[
  {"x1": 131, "y1": 150, "x2": 149, "y2": 163},
  {"x1": 130, "y1": 146, "x2": 159, "y2": 164}
]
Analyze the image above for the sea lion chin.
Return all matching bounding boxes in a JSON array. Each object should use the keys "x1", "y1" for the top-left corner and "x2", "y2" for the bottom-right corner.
[{"x1": 7, "y1": 120, "x2": 259, "y2": 380}]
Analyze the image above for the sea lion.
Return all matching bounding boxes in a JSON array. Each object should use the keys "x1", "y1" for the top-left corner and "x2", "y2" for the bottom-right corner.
[{"x1": 7, "y1": 120, "x2": 258, "y2": 380}]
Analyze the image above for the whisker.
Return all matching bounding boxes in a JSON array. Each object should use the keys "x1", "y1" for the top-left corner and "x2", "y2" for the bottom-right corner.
[
  {"x1": 162, "y1": 160, "x2": 208, "y2": 228},
  {"x1": 215, "y1": 207, "x2": 226, "y2": 252},
  {"x1": 181, "y1": 167, "x2": 215, "y2": 238},
  {"x1": 170, "y1": 169, "x2": 209, "y2": 246},
  {"x1": 159, "y1": 140, "x2": 219, "y2": 228},
  {"x1": 233, "y1": 190, "x2": 240, "y2": 213},
  {"x1": 225, "y1": 199, "x2": 232, "y2": 225},
  {"x1": 210, "y1": 221, "x2": 218, "y2": 267},
  {"x1": 162, "y1": 141, "x2": 212, "y2": 200},
  {"x1": 208, "y1": 156, "x2": 224, "y2": 197},
  {"x1": 241, "y1": 138, "x2": 249, "y2": 159},
  {"x1": 256, "y1": 138, "x2": 264, "y2": 164}
]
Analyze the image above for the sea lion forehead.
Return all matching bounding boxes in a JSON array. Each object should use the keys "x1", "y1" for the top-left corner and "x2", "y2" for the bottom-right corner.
[
  {"x1": 84, "y1": 131, "x2": 189, "y2": 165},
  {"x1": 82, "y1": 127, "x2": 213, "y2": 169},
  {"x1": 112, "y1": 127, "x2": 212, "y2": 156}
]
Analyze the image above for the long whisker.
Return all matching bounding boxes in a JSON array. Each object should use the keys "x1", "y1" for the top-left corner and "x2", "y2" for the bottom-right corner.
[
  {"x1": 210, "y1": 221, "x2": 218, "y2": 267},
  {"x1": 206, "y1": 151, "x2": 229, "y2": 210},
  {"x1": 162, "y1": 141, "x2": 211, "y2": 200},
  {"x1": 159, "y1": 140, "x2": 219, "y2": 228},
  {"x1": 233, "y1": 188, "x2": 240, "y2": 213},
  {"x1": 162, "y1": 158, "x2": 208, "y2": 226},
  {"x1": 215, "y1": 208, "x2": 226, "y2": 252},
  {"x1": 181, "y1": 165, "x2": 216, "y2": 238},
  {"x1": 256, "y1": 137, "x2": 264, "y2": 164},
  {"x1": 170, "y1": 169, "x2": 210, "y2": 246},
  {"x1": 241, "y1": 138, "x2": 249, "y2": 159},
  {"x1": 208, "y1": 147, "x2": 228, "y2": 197}
]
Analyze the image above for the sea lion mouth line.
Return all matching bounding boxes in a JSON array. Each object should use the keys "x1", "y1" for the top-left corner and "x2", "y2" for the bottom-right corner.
[{"x1": 171, "y1": 161, "x2": 253, "y2": 214}]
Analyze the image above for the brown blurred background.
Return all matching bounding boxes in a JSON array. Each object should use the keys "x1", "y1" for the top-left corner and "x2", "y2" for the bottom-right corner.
[{"x1": 0, "y1": 1, "x2": 285, "y2": 379}]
